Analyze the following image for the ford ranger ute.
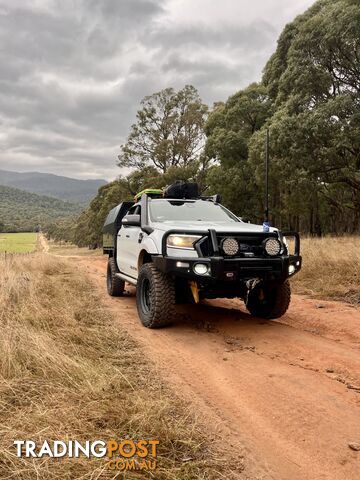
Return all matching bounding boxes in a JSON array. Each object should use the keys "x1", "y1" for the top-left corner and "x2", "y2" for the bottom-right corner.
[{"x1": 103, "y1": 183, "x2": 301, "y2": 328}]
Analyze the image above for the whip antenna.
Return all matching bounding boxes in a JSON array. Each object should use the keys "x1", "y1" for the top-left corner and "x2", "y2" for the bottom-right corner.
[{"x1": 263, "y1": 128, "x2": 270, "y2": 232}]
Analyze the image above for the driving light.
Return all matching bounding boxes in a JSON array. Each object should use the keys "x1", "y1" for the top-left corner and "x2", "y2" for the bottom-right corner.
[
  {"x1": 167, "y1": 234, "x2": 201, "y2": 249},
  {"x1": 222, "y1": 237, "x2": 239, "y2": 256},
  {"x1": 193, "y1": 263, "x2": 209, "y2": 275},
  {"x1": 264, "y1": 238, "x2": 281, "y2": 256},
  {"x1": 289, "y1": 264, "x2": 296, "y2": 275},
  {"x1": 176, "y1": 261, "x2": 190, "y2": 268}
]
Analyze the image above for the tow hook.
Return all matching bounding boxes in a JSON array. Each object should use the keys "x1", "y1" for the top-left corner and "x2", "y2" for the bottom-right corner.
[
  {"x1": 246, "y1": 278, "x2": 261, "y2": 291},
  {"x1": 245, "y1": 278, "x2": 262, "y2": 303},
  {"x1": 189, "y1": 281, "x2": 200, "y2": 304}
]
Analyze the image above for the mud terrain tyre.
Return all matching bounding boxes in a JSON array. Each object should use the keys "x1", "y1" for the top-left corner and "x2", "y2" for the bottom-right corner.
[
  {"x1": 246, "y1": 280, "x2": 291, "y2": 319},
  {"x1": 107, "y1": 257, "x2": 125, "y2": 297},
  {"x1": 136, "y1": 263, "x2": 176, "y2": 328}
]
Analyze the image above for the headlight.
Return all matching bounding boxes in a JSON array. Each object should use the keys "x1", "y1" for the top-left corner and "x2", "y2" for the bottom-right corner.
[
  {"x1": 263, "y1": 237, "x2": 281, "y2": 256},
  {"x1": 222, "y1": 237, "x2": 239, "y2": 256},
  {"x1": 167, "y1": 234, "x2": 202, "y2": 250}
]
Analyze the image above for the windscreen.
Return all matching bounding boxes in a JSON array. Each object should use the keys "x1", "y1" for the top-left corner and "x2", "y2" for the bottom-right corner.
[{"x1": 149, "y1": 200, "x2": 239, "y2": 223}]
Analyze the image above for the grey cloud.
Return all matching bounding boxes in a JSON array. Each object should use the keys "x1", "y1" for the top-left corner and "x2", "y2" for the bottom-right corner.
[
  {"x1": 90, "y1": 0, "x2": 164, "y2": 22},
  {"x1": 147, "y1": 21, "x2": 276, "y2": 51},
  {"x1": 159, "y1": 54, "x2": 257, "y2": 104},
  {"x1": 0, "y1": 0, "x2": 312, "y2": 180},
  {"x1": 146, "y1": 20, "x2": 276, "y2": 104}
]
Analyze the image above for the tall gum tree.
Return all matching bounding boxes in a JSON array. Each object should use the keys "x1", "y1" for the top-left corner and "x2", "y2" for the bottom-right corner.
[{"x1": 118, "y1": 85, "x2": 208, "y2": 173}]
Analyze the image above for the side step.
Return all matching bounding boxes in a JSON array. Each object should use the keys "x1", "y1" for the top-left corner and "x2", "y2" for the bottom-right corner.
[{"x1": 115, "y1": 272, "x2": 137, "y2": 286}]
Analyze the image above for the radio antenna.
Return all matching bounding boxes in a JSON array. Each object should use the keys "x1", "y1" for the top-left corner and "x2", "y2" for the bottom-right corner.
[
  {"x1": 263, "y1": 128, "x2": 270, "y2": 232},
  {"x1": 265, "y1": 128, "x2": 270, "y2": 223}
]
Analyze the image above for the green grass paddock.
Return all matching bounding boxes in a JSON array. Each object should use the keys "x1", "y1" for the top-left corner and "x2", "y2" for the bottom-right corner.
[{"x1": 0, "y1": 232, "x2": 37, "y2": 253}]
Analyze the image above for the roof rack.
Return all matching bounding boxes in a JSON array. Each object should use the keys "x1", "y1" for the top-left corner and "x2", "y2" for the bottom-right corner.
[
  {"x1": 200, "y1": 194, "x2": 222, "y2": 204},
  {"x1": 134, "y1": 182, "x2": 222, "y2": 204}
]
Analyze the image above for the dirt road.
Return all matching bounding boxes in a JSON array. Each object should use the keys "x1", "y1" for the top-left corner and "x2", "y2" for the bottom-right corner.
[
  {"x1": 78, "y1": 255, "x2": 359, "y2": 480},
  {"x1": 37, "y1": 233, "x2": 49, "y2": 253}
]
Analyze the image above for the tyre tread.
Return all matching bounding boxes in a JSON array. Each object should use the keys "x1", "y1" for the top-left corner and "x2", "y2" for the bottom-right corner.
[{"x1": 137, "y1": 263, "x2": 176, "y2": 328}]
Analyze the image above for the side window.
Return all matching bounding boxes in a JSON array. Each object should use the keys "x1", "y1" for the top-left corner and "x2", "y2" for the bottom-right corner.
[{"x1": 126, "y1": 205, "x2": 141, "y2": 216}]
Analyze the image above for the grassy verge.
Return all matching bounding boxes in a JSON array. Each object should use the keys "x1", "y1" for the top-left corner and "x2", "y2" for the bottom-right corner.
[
  {"x1": 291, "y1": 236, "x2": 360, "y2": 305},
  {"x1": 48, "y1": 239, "x2": 102, "y2": 256},
  {"x1": 0, "y1": 254, "x2": 239, "y2": 479},
  {"x1": 0, "y1": 232, "x2": 37, "y2": 253}
]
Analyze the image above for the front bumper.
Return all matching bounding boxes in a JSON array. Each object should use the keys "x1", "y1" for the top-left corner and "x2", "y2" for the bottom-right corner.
[
  {"x1": 153, "y1": 254, "x2": 302, "y2": 283},
  {"x1": 154, "y1": 228, "x2": 302, "y2": 283}
]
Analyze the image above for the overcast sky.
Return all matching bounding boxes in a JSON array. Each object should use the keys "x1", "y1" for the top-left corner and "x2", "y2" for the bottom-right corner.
[{"x1": 0, "y1": 0, "x2": 314, "y2": 181}]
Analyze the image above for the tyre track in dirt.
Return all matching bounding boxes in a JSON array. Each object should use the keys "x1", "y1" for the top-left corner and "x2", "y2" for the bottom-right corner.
[{"x1": 77, "y1": 255, "x2": 359, "y2": 480}]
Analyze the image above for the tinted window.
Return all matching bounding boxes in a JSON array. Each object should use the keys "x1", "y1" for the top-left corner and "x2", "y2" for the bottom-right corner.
[
  {"x1": 149, "y1": 200, "x2": 239, "y2": 223},
  {"x1": 126, "y1": 205, "x2": 141, "y2": 216}
]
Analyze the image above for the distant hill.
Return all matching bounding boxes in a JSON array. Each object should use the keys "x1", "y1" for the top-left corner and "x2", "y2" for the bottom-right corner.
[
  {"x1": 0, "y1": 185, "x2": 82, "y2": 232},
  {"x1": 0, "y1": 169, "x2": 107, "y2": 203}
]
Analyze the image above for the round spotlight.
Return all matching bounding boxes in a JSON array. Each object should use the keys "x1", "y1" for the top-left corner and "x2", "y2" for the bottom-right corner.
[
  {"x1": 194, "y1": 263, "x2": 209, "y2": 275},
  {"x1": 222, "y1": 237, "x2": 239, "y2": 256},
  {"x1": 264, "y1": 238, "x2": 281, "y2": 256}
]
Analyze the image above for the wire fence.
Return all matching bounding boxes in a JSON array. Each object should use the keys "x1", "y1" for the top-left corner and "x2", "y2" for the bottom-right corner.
[{"x1": 0, "y1": 251, "x2": 38, "y2": 260}]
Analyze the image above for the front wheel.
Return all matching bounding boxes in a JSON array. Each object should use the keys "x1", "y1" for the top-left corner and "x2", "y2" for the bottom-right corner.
[
  {"x1": 136, "y1": 263, "x2": 176, "y2": 328},
  {"x1": 245, "y1": 280, "x2": 291, "y2": 319}
]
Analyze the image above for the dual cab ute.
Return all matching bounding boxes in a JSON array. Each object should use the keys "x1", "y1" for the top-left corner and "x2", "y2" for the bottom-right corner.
[{"x1": 103, "y1": 183, "x2": 301, "y2": 328}]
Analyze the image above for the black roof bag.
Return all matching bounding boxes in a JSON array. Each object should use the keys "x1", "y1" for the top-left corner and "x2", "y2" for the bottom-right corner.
[{"x1": 163, "y1": 181, "x2": 199, "y2": 199}]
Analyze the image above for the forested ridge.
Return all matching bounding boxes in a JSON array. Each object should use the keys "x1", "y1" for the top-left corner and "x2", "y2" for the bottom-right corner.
[
  {"x1": 0, "y1": 185, "x2": 81, "y2": 233},
  {"x1": 0, "y1": 169, "x2": 107, "y2": 203},
  {"x1": 46, "y1": 0, "x2": 359, "y2": 247}
]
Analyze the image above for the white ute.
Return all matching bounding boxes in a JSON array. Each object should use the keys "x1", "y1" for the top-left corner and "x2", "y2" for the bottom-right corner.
[{"x1": 103, "y1": 182, "x2": 302, "y2": 328}]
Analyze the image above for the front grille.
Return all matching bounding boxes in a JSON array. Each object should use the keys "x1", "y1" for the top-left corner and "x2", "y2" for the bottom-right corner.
[{"x1": 197, "y1": 232, "x2": 279, "y2": 258}]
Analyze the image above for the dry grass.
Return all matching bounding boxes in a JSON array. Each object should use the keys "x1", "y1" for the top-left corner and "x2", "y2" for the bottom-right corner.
[
  {"x1": 291, "y1": 236, "x2": 360, "y2": 305},
  {"x1": 47, "y1": 239, "x2": 102, "y2": 256},
  {"x1": 0, "y1": 254, "x2": 240, "y2": 479}
]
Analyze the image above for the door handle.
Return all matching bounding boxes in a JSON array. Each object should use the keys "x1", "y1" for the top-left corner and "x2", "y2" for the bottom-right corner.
[{"x1": 126, "y1": 234, "x2": 130, "y2": 238}]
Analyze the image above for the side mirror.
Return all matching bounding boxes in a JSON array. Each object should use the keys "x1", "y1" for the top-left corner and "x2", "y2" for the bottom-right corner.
[{"x1": 122, "y1": 214, "x2": 141, "y2": 227}]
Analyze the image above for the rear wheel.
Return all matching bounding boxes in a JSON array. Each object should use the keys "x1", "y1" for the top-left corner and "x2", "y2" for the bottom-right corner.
[
  {"x1": 136, "y1": 263, "x2": 176, "y2": 328},
  {"x1": 246, "y1": 280, "x2": 291, "y2": 319},
  {"x1": 107, "y1": 257, "x2": 125, "y2": 297}
]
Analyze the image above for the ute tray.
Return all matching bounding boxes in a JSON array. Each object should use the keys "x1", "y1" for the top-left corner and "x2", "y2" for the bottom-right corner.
[{"x1": 103, "y1": 201, "x2": 134, "y2": 252}]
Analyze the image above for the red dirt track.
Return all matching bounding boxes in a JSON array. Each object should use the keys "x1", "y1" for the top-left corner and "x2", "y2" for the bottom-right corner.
[{"x1": 79, "y1": 255, "x2": 359, "y2": 480}]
